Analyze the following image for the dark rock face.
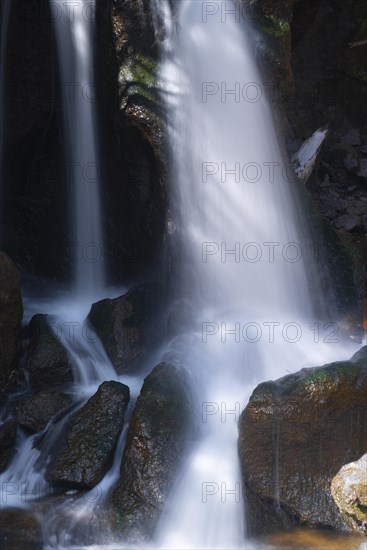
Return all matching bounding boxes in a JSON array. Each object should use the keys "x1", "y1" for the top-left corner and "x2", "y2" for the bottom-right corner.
[
  {"x1": 94, "y1": 0, "x2": 167, "y2": 282},
  {"x1": 0, "y1": 419, "x2": 17, "y2": 473},
  {"x1": 0, "y1": 508, "x2": 43, "y2": 550},
  {"x1": 0, "y1": 253, "x2": 23, "y2": 388},
  {"x1": 46, "y1": 381, "x2": 130, "y2": 490},
  {"x1": 2, "y1": 0, "x2": 70, "y2": 279},
  {"x1": 14, "y1": 391, "x2": 73, "y2": 433},
  {"x1": 88, "y1": 284, "x2": 158, "y2": 374},
  {"x1": 26, "y1": 314, "x2": 74, "y2": 390},
  {"x1": 331, "y1": 453, "x2": 367, "y2": 535},
  {"x1": 288, "y1": 0, "x2": 367, "y2": 316},
  {"x1": 238, "y1": 346, "x2": 367, "y2": 536},
  {"x1": 111, "y1": 362, "x2": 194, "y2": 543},
  {"x1": 247, "y1": 0, "x2": 367, "y2": 318}
]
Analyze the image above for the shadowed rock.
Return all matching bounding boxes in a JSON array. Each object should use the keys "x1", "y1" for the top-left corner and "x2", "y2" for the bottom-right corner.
[
  {"x1": 111, "y1": 362, "x2": 194, "y2": 543},
  {"x1": 0, "y1": 253, "x2": 23, "y2": 388},
  {"x1": 26, "y1": 314, "x2": 74, "y2": 390},
  {"x1": 88, "y1": 284, "x2": 158, "y2": 374},
  {"x1": 0, "y1": 508, "x2": 42, "y2": 550},
  {"x1": 0, "y1": 418, "x2": 17, "y2": 472},
  {"x1": 14, "y1": 391, "x2": 73, "y2": 433},
  {"x1": 46, "y1": 381, "x2": 129, "y2": 490}
]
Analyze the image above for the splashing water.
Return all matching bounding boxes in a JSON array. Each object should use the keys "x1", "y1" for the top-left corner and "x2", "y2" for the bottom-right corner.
[{"x1": 151, "y1": 1, "x2": 360, "y2": 548}]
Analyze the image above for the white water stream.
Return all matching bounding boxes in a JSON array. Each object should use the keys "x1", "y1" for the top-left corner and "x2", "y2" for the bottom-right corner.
[
  {"x1": 151, "y1": 1, "x2": 360, "y2": 548},
  {"x1": 51, "y1": 0, "x2": 104, "y2": 296}
]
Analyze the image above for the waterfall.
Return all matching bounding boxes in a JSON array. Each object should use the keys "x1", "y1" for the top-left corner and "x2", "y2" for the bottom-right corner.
[
  {"x1": 152, "y1": 1, "x2": 357, "y2": 547},
  {"x1": 0, "y1": 0, "x2": 11, "y2": 244},
  {"x1": 51, "y1": 0, "x2": 104, "y2": 296},
  {"x1": 0, "y1": 0, "x2": 362, "y2": 548}
]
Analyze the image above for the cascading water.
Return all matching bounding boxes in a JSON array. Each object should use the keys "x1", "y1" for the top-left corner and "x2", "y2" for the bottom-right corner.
[
  {"x1": 151, "y1": 1, "x2": 360, "y2": 548},
  {"x1": 51, "y1": 0, "x2": 103, "y2": 296},
  {"x1": 0, "y1": 0, "x2": 364, "y2": 549},
  {"x1": 0, "y1": 3, "x2": 140, "y2": 546}
]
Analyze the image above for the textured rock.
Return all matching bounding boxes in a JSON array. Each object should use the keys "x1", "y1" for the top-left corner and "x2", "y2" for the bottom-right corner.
[
  {"x1": 0, "y1": 508, "x2": 42, "y2": 550},
  {"x1": 111, "y1": 362, "x2": 194, "y2": 543},
  {"x1": 0, "y1": 253, "x2": 23, "y2": 387},
  {"x1": 331, "y1": 453, "x2": 367, "y2": 534},
  {"x1": 0, "y1": 419, "x2": 17, "y2": 473},
  {"x1": 46, "y1": 381, "x2": 130, "y2": 490},
  {"x1": 14, "y1": 391, "x2": 73, "y2": 433},
  {"x1": 88, "y1": 284, "x2": 158, "y2": 374},
  {"x1": 239, "y1": 346, "x2": 367, "y2": 535},
  {"x1": 26, "y1": 314, "x2": 74, "y2": 390},
  {"x1": 95, "y1": 0, "x2": 167, "y2": 281}
]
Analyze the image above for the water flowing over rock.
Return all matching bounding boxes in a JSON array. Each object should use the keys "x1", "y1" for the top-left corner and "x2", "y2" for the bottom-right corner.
[
  {"x1": 0, "y1": 508, "x2": 42, "y2": 550},
  {"x1": 87, "y1": 284, "x2": 159, "y2": 374},
  {"x1": 111, "y1": 362, "x2": 194, "y2": 543},
  {"x1": 26, "y1": 314, "x2": 74, "y2": 390},
  {"x1": 14, "y1": 391, "x2": 73, "y2": 433},
  {"x1": 238, "y1": 346, "x2": 367, "y2": 535},
  {"x1": 46, "y1": 381, "x2": 130, "y2": 490},
  {"x1": 0, "y1": 252, "x2": 22, "y2": 388},
  {"x1": 331, "y1": 453, "x2": 367, "y2": 535}
]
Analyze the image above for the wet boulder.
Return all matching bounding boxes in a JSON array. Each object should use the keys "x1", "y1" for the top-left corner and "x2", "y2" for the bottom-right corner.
[
  {"x1": 14, "y1": 391, "x2": 73, "y2": 433},
  {"x1": 0, "y1": 418, "x2": 17, "y2": 473},
  {"x1": 0, "y1": 508, "x2": 42, "y2": 550},
  {"x1": 26, "y1": 314, "x2": 74, "y2": 390},
  {"x1": 331, "y1": 453, "x2": 367, "y2": 535},
  {"x1": 111, "y1": 362, "x2": 194, "y2": 543},
  {"x1": 46, "y1": 381, "x2": 130, "y2": 490},
  {"x1": 238, "y1": 346, "x2": 367, "y2": 535},
  {"x1": 0, "y1": 253, "x2": 23, "y2": 388},
  {"x1": 87, "y1": 284, "x2": 158, "y2": 374}
]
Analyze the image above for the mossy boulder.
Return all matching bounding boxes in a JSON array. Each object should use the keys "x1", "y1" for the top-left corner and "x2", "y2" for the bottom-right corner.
[
  {"x1": 46, "y1": 381, "x2": 130, "y2": 490},
  {"x1": 238, "y1": 346, "x2": 367, "y2": 535},
  {"x1": 331, "y1": 453, "x2": 367, "y2": 535},
  {"x1": 111, "y1": 362, "x2": 194, "y2": 543}
]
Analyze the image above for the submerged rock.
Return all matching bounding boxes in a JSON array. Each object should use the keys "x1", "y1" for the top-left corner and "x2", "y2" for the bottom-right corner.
[
  {"x1": 26, "y1": 314, "x2": 74, "y2": 390},
  {"x1": 111, "y1": 362, "x2": 194, "y2": 543},
  {"x1": 46, "y1": 381, "x2": 129, "y2": 490},
  {"x1": 0, "y1": 253, "x2": 23, "y2": 388},
  {"x1": 0, "y1": 418, "x2": 17, "y2": 473},
  {"x1": 14, "y1": 391, "x2": 73, "y2": 433},
  {"x1": 331, "y1": 453, "x2": 367, "y2": 535},
  {"x1": 88, "y1": 284, "x2": 158, "y2": 374},
  {"x1": 0, "y1": 508, "x2": 42, "y2": 550},
  {"x1": 238, "y1": 346, "x2": 367, "y2": 535}
]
